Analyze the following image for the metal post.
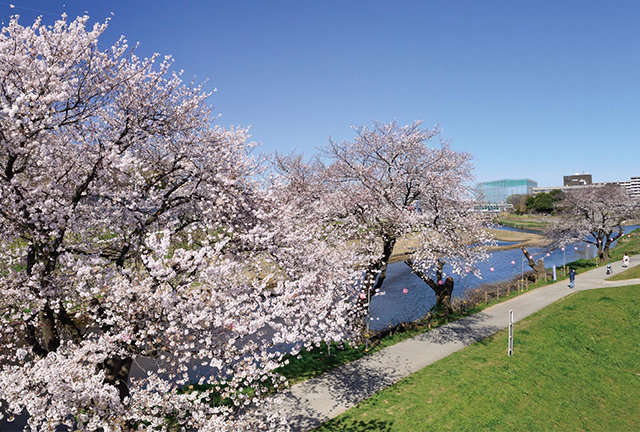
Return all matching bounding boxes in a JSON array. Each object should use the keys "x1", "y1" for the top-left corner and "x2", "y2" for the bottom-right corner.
[
  {"x1": 508, "y1": 310, "x2": 514, "y2": 356},
  {"x1": 521, "y1": 257, "x2": 524, "y2": 291},
  {"x1": 366, "y1": 287, "x2": 370, "y2": 351}
]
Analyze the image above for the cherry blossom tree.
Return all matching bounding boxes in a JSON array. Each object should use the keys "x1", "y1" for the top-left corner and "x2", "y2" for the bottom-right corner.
[
  {"x1": 0, "y1": 14, "x2": 357, "y2": 431},
  {"x1": 404, "y1": 199, "x2": 490, "y2": 315},
  {"x1": 321, "y1": 121, "x2": 491, "y2": 319},
  {"x1": 266, "y1": 153, "x2": 369, "y2": 345},
  {"x1": 546, "y1": 185, "x2": 639, "y2": 261}
]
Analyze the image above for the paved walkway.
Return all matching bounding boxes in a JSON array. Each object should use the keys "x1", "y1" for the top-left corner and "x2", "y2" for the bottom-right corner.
[{"x1": 260, "y1": 256, "x2": 640, "y2": 431}]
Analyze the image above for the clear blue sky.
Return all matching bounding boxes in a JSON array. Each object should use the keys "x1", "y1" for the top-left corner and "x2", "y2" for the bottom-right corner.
[{"x1": 3, "y1": 0, "x2": 640, "y2": 186}]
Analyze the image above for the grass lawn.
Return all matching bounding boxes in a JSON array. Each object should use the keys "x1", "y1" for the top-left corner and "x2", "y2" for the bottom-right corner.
[
  {"x1": 607, "y1": 264, "x2": 640, "y2": 281},
  {"x1": 495, "y1": 213, "x2": 555, "y2": 231},
  {"x1": 315, "y1": 285, "x2": 640, "y2": 432}
]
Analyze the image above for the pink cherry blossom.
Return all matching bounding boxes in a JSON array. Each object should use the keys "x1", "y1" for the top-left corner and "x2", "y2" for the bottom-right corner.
[
  {"x1": 546, "y1": 185, "x2": 639, "y2": 261},
  {"x1": 0, "y1": 14, "x2": 359, "y2": 431}
]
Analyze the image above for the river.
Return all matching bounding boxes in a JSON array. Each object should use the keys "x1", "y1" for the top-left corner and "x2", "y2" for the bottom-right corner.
[{"x1": 368, "y1": 224, "x2": 640, "y2": 331}]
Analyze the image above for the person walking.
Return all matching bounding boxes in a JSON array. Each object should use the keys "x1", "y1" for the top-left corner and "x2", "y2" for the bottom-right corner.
[
  {"x1": 568, "y1": 268, "x2": 576, "y2": 289},
  {"x1": 623, "y1": 253, "x2": 630, "y2": 268}
]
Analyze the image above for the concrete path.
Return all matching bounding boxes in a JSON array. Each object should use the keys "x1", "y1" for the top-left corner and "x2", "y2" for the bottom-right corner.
[{"x1": 261, "y1": 256, "x2": 640, "y2": 432}]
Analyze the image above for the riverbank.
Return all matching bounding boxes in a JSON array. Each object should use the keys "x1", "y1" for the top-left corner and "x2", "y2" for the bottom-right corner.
[
  {"x1": 494, "y1": 213, "x2": 556, "y2": 231},
  {"x1": 263, "y1": 255, "x2": 640, "y2": 431},
  {"x1": 388, "y1": 227, "x2": 549, "y2": 264},
  {"x1": 486, "y1": 228, "x2": 549, "y2": 250},
  {"x1": 275, "y1": 227, "x2": 640, "y2": 388},
  {"x1": 315, "y1": 284, "x2": 640, "y2": 432}
]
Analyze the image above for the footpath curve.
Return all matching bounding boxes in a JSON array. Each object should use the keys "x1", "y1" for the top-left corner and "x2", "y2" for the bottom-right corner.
[{"x1": 259, "y1": 256, "x2": 640, "y2": 432}]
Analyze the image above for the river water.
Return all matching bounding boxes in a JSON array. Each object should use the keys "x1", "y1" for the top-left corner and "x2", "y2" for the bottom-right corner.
[{"x1": 368, "y1": 224, "x2": 640, "y2": 331}]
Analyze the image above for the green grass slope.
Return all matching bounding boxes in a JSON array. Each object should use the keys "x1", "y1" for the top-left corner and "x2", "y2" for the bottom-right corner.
[
  {"x1": 607, "y1": 265, "x2": 640, "y2": 281},
  {"x1": 316, "y1": 285, "x2": 640, "y2": 432}
]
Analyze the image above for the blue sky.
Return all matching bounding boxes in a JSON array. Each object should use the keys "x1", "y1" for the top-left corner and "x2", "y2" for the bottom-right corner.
[{"x1": 2, "y1": 0, "x2": 639, "y2": 186}]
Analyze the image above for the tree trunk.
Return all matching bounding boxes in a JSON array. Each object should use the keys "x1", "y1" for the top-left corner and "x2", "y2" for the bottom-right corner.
[
  {"x1": 431, "y1": 277, "x2": 454, "y2": 317},
  {"x1": 521, "y1": 247, "x2": 545, "y2": 279},
  {"x1": 358, "y1": 236, "x2": 396, "y2": 339},
  {"x1": 602, "y1": 229, "x2": 623, "y2": 261},
  {"x1": 39, "y1": 305, "x2": 60, "y2": 353},
  {"x1": 361, "y1": 237, "x2": 396, "y2": 306},
  {"x1": 37, "y1": 303, "x2": 133, "y2": 402},
  {"x1": 102, "y1": 356, "x2": 133, "y2": 401},
  {"x1": 405, "y1": 259, "x2": 454, "y2": 317}
]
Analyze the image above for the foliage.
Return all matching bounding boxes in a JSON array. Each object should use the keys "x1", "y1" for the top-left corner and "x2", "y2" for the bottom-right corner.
[
  {"x1": 549, "y1": 188, "x2": 565, "y2": 202},
  {"x1": 525, "y1": 195, "x2": 535, "y2": 210},
  {"x1": 508, "y1": 189, "x2": 563, "y2": 215},
  {"x1": 531, "y1": 192, "x2": 554, "y2": 213},
  {"x1": 505, "y1": 194, "x2": 528, "y2": 214}
]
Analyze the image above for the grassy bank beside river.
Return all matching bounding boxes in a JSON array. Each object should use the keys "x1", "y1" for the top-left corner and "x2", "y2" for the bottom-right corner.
[
  {"x1": 494, "y1": 213, "x2": 555, "y2": 231},
  {"x1": 389, "y1": 227, "x2": 548, "y2": 263},
  {"x1": 315, "y1": 284, "x2": 640, "y2": 432},
  {"x1": 276, "y1": 228, "x2": 640, "y2": 387}
]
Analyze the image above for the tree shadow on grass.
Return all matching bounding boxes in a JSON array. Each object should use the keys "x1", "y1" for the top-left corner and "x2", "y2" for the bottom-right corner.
[{"x1": 318, "y1": 418, "x2": 394, "y2": 431}]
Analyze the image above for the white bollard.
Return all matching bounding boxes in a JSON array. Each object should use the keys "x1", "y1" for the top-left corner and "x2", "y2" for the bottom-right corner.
[{"x1": 508, "y1": 310, "x2": 514, "y2": 356}]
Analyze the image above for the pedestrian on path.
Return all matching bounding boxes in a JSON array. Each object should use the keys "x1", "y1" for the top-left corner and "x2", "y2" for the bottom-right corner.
[
  {"x1": 623, "y1": 253, "x2": 630, "y2": 267},
  {"x1": 568, "y1": 268, "x2": 576, "y2": 288}
]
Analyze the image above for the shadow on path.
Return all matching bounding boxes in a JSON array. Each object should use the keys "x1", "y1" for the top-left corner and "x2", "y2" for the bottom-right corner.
[
  {"x1": 415, "y1": 312, "x2": 501, "y2": 346},
  {"x1": 285, "y1": 353, "x2": 398, "y2": 431}
]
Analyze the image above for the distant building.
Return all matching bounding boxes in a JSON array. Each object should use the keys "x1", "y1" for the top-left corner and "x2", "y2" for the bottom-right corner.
[
  {"x1": 474, "y1": 202, "x2": 514, "y2": 214},
  {"x1": 533, "y1": 175, "x2": 639, "y2": 199},
  {"x1": 532, "y1": 185, "x2": 583, "y2": 195},
  {"x1": 477, "y1": 179, "x2": 537, "y2": 203},
  {"x1": 625, "y1": 177, "x2": 640, "y2": 199},
  {"x1": 563, "y1": 173, "x2": 592, "y2": 186}
]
